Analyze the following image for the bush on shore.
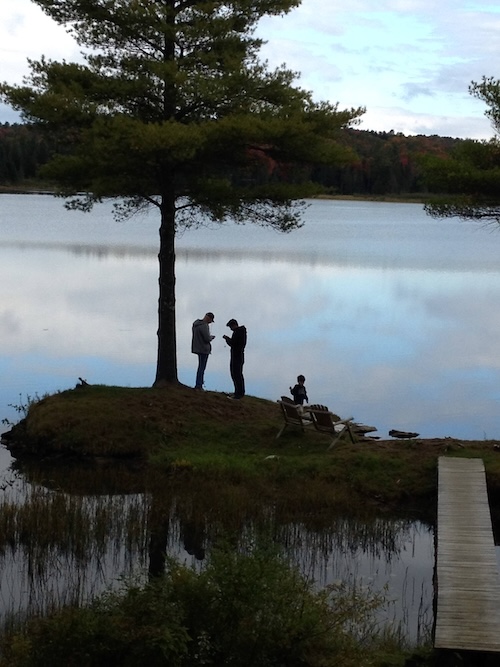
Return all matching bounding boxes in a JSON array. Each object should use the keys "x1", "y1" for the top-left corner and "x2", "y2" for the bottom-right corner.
[{"x1": 0, "y1": 541, "x2": 416, "y2": 667}]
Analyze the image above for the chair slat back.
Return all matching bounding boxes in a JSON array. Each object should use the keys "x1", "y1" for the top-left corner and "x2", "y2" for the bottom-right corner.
[
  {"x1": 280, "y1": 396, "x2": 295, "y2": 405},
  {"x1": 280, "y1": 401, "x2": 303, "y2": 425},
  {"x1": 309, "y1": 410, "x2": 335, "y2": 432}
]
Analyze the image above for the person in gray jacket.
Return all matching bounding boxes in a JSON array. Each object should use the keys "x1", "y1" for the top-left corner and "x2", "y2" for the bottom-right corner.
[{"x1": 192, "y1": 312, "x2": 215, "y2": 389}]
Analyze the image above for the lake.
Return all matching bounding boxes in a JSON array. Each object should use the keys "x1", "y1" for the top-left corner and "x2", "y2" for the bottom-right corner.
[
  {"x1": 1, "y1": 194, "x2": 500, "y2": 439},
  {"x1": 0, "y1": 193, "x2": 499, "y2": 643},
  {"x1": 0, "y1": 463, "x2": 434, "y2": 644}
]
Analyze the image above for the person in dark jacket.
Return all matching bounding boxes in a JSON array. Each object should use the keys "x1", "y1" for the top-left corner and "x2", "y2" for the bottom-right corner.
[
  {"x1": 223, "y1": 318, "x2": 247, "y2": 399},
  {"x1": 290, "y1": 374, "x2": 308, "y2": 405},
  {"x1": 191, "y1": 312, "x2": 215, "y2": 389}
]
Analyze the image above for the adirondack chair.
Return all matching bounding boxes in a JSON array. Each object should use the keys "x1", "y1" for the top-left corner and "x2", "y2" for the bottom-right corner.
[
  {"x1": 276, "y1": 400, "x2": 314, "y2": 439},
  {"x1": 308, "y1": 406, "x2": 356, "y2": 449}
]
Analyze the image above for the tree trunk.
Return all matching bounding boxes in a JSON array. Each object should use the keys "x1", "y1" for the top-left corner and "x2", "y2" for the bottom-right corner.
[{"x1": 153, "y1": 193, "x2": 178, "y2": 386}]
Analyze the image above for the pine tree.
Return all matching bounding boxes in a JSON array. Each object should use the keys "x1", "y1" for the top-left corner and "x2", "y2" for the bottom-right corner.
[{"x1": 0, "y1": 0, "x2": 363, "y2": 385}]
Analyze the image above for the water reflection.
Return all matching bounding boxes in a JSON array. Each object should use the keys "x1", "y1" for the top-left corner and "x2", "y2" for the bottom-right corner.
[
  {"x1": 272, "y1": 517, "x2": 433, "y2": 644},
  {"x1": 6, "y1": 194, "x2": 500, "y2": 645},
  {"x1": 2, "y1": 195, "x2": 500, "y2": 438},
  {"x1": 0, "y1": 460, "x2": 433, "y2": 644},
  {"x1": 4, "y1": 194, "x2": 500, "y2": 646}
]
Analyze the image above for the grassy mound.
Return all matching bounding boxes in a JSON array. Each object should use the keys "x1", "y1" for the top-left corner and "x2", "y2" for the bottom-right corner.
[
  {"x1": 5, "y1": 384, "x2": 278, "y2": 458},
  {"x1": 4, "y1": 383, "x2": 500, "y2": 512}
]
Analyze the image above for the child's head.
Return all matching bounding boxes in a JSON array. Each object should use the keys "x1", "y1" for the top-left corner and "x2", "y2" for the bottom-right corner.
[{"x1": 297, "y1": 374, "x2": 305, "y2": 384}]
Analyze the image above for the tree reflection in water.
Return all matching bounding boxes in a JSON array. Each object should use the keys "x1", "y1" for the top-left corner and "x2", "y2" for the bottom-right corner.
[{"x1": 0, "y1": 461, "x2": 434, "y2": 644}]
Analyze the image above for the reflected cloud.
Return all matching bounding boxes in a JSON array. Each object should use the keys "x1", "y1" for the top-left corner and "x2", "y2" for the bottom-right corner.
[{"x1": 2, "y1": 197, "x2": 500, "y2": 439}]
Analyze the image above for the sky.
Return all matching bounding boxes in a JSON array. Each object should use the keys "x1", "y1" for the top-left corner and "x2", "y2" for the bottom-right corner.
[{"x1": 1, "y1": 0, "x2": 499, "y2": 139}]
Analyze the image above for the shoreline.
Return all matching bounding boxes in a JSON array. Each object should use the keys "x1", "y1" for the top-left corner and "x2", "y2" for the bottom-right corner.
[
  {"x1": 3, "y1": 383, "x2": 500, "y2": 517},
  {"x1": 0, "y1": 185, "x2": 430, "y2": 204}
]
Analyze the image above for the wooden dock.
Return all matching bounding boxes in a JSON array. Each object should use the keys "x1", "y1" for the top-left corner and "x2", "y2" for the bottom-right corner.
[{"x1": 435, "y1": 457, "x2": 500, "y2": 652}]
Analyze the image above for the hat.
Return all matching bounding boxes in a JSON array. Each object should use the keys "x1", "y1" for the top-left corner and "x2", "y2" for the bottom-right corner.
[
  {"x1": 226, "y1": 319, "x2": 238, "y2": 327},
  {"x1": 206, "y1": 312, "x2": 215, "y2": 321}
]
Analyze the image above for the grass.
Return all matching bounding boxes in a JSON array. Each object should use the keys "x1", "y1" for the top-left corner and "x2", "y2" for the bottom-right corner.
[{"x1": 4, "y1": 382, "x2": 500, "y2": 514}]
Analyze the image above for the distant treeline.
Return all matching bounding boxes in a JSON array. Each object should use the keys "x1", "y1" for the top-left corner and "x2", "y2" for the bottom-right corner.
[
  {"x1": 314, "y1": 129, "x2": 463, "y2": 196},
  {"x1": 0, "y1": 123, "x2": 50, "y2": 184},
  {"x1": 0, "y1": 121, "x2": 464, "y2": 195}
]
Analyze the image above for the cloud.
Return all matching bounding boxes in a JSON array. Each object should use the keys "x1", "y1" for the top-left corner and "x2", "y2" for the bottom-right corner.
[
  {"x1": 0, "y1": 0, "x2": 81, "y2": 84},
  {"x1": 0, "y1": 0, "x2": 498, "y2": 139},
  {"x1": 258, "y1": 0, "x2": 500, "y2": 138},
  {"x1": 358, "y1": 104, "x2": 493, "y2": 138},
  {"x1": 0, "y1": 103, "x2": 21, "y2": 124},
  {"x1": 400, "y1": 83, "x2": 436, "y2": 101}
]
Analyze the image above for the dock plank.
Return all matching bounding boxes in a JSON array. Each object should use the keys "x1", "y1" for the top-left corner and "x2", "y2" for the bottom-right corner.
[{"x1": 435, "y1": 457, "x2": 500, "y2": 652}]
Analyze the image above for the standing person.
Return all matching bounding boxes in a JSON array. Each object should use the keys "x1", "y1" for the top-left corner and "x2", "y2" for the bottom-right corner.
[
  {"x1": 223, "y1": 318, "x2": 247, "y2": 400},
  {"x1": 290, "y1": 375, "x2": 308, "y2": 405},
  {"x1": 191, "y1": 312, "x2": 215, "y2": 390}
]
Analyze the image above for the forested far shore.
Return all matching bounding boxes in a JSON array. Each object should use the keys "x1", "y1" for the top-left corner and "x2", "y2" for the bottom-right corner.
[{"x1": 0, "y1": 121, "x2": 466, "y2": 198}]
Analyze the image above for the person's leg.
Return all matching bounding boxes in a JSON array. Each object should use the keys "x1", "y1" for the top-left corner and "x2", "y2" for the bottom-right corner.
[
  {"x1": 240, "y1": 358, "x2": 245, "y2": 397},
  {"x1": 229, "y1": 357, "x2": 237, "y2": 395},
  {"x1": 195, "y1": 353, "x2": 209, "y2": 388},
  {"x1": 231, "y1": 354, "x2": 245, "y2": 398}
]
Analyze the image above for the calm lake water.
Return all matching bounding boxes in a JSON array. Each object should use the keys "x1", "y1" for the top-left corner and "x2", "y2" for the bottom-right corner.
[
  {"x1": 1, "y1": 193, "x2": 500, "y2": 439},
  {"x1": 1, "y1": 193, "x2": 500, "y2": 643},
  {"x1": 0, "y1": 463, "x2": 434, "y2": 644}
]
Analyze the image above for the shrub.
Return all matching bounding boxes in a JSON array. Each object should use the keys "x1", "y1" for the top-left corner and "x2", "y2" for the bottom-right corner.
[{"x1": 0, "y1": 542, "x2": 385, "y2": 667}]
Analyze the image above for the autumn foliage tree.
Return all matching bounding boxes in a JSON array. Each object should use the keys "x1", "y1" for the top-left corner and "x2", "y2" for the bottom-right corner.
[{"x1": 0, "y1": 0, "x2": 362, "y2": 386}]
